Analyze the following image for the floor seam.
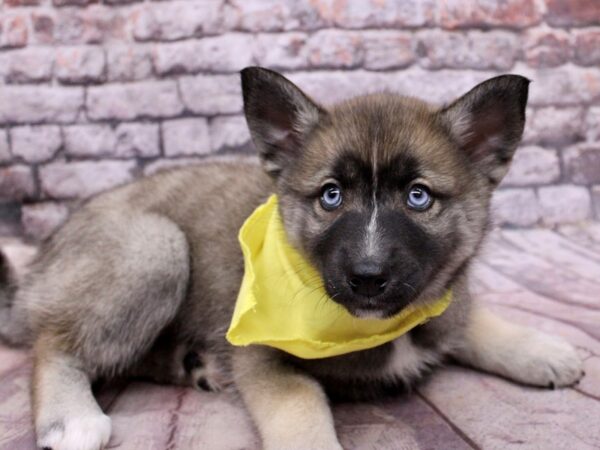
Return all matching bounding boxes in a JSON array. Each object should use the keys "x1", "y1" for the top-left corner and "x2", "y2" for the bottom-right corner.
[
  {"x1": 165, "y1": 387, "x2": 186, "y2": 450},
  {"x1": 415, "y1": 390, "x2": 481, "y2": 450}
]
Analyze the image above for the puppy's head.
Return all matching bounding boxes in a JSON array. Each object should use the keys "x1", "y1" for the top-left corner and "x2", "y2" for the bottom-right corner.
[{"x1": 242, "y1": 67, "x2": 528, "y2": 318}]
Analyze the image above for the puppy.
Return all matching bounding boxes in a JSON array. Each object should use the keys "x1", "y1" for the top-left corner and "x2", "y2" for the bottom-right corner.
[{"x1": 0, "y1": 67, "x2": 583, "y2": 450}]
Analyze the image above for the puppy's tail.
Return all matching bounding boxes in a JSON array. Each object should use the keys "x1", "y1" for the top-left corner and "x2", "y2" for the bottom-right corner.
[{"x1": 0, "y1": 249, "x2": 29, "y2": 346}]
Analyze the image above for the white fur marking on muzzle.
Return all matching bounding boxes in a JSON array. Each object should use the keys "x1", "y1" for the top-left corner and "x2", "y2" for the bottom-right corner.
[{"x1": 364, "y1": 144, "x2": 380, "y2": 257}]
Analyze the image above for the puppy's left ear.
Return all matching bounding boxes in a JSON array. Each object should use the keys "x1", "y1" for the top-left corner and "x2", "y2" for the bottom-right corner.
[
  {"x1": 241, "y1": 67, "x2": 326, "y2": 178},
  {"x1": 440, "y1": 75, "x2": 530, "y2": 185}
]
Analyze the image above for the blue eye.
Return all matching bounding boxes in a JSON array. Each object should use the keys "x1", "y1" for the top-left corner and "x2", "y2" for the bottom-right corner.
[
  {"x1": 320, "y1": 184, "x2": 343, "y2": 211},
  {"x1": 407, "y1": 185, "x2": 432, "y2": 211}
]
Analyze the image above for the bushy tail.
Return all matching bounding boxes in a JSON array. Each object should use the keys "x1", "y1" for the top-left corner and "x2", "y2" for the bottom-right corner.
[{"x1": 0, "y1": 249, "x2": 29, "y2": 347}]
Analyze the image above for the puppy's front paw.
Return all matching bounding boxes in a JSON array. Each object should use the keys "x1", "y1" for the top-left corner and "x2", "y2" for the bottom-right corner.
[
  {"x1": 37, "y1": 412, "x2": 111, "y2": 450},
  {"x1": 183, "y1": 350, "x2": 231, "y2": 393},
  {"x1": 264, "y1": 437, "x2": 343, "y2": 450},
  {"x1": 509, "y1": 332, "x2": 584, "y2": 388}
]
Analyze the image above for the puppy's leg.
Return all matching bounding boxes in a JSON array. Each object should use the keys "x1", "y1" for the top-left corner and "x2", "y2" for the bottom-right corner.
[
  {"x1": 233, "y1": 347, "x2": 342, "y2": 450},
  {"x1": 454, "y1": 306, "x2": 584, "y2": 388},
  {"x1": 33, "y1": 335, "x2": 111, "y2": 450},
  {"x1": 27, "y1": 213, "x2": 190, "y2": 450}
]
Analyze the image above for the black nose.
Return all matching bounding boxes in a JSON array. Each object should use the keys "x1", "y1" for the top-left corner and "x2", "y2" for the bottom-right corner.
[{"x1": 348, "y1": 261, "x2": 388, "y2": 297}]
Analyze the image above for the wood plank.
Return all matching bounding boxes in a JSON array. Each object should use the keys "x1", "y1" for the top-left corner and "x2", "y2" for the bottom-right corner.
[
  {"x1": 0, "y1": 357, "x2": 35, "y2": 450},
  {"x1": 557, "y1": 223, "x2": 600, "y2": 252},
  {"x1": 418, "y1": 304, "x2": 600, "y2": 450},
  {"x1": 419, "y1": 365, "x2": 600, "y2": 450},
  {"x1": 479, "y1": 234, "x2": 600, "y2": 308},
  {"x1": 107, "y1": 382, "x2": 260, "y2": 450},
  {"x1": 480, "y1": 288, "x2": 600, "y2": 348},
  {"x1": 334, "y1": 396, "x2": 473, "y2": 450},
  {"x1": 1, "y1": 226, "x2": 599, "y2": 449},
  {"x1": 469, "y1": 262, "x2": 524, "y2": 296},
  {"x1": 500, "y1": 229, "x2": 600, "y2": 277},
  {"x1": 473, "y1": 259, "x2": 600, "y2": 352}
]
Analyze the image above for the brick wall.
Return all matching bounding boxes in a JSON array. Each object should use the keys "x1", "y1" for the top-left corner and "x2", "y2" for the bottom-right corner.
[{"x1": 0, "y1": 0, "x2": 599, "y2": 240}]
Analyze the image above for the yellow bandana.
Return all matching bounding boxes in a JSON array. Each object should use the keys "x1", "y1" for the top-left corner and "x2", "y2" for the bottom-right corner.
[{"x1": 226, "y1": 195, "x2": 452, "y2": 359}]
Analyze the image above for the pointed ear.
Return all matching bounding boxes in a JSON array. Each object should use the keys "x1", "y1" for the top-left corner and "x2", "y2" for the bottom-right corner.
[
  {"x1": 440, "y1": 75, "x2": 530, "y2": 185},
  {"x1": 241, "y1": 67, "x2": 326, "y2": 177}
]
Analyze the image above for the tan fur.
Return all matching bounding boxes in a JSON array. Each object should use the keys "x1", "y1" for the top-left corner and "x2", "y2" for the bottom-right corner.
[
  {"x1": 33, "y1": 334, "x2": 111, "y2": 450},
  {"x1": 233, "y1": 347, "x2": 341, "y2": 450},
  {"x1": 456, "y1": 307, "x2": 583, "y2": 388}
]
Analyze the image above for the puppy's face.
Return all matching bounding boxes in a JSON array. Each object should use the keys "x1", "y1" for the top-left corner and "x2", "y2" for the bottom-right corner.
[{"x1": 242, "y1": 68, "x2": 528, "y2": 318}]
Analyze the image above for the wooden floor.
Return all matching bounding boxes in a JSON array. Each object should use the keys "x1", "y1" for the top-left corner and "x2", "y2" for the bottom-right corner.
[{"x1": 1, "y1": 224, "x2": 599, "y2": 450}]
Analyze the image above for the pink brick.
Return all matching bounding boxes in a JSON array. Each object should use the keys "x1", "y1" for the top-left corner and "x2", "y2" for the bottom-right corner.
[
  {"x1": 439, "y1": 0, "x2": 541, "y2": 29},
  {"x1": 0, "y1": 86, "x2": 84, "y2": 124},
  {"x1": 64, "y1": 124, "x2": 116, "y2": 157},
  {"x1": 523, "y1": 107, "x2": 584, "y2": 145},
  {"x1": 87, "y1": 81, "x2": 183, "y2": 120},
  {"x1": 254, "y1": 33, "x2": 309, "y2": 69},
  {"x1": 132, "y1": 0, "x2": 228, "y2": 41},
  {"x1": 64, "y1": 123, "x2": 160, "y2": 158},
  {"x1": 362, "y1": 31, "x2": 414, "y2": 70},
  {"x1": 56, "y1": 46, "x2": 105, "y2": 84},
  {"x1": 574, "y1": 29, "x2": 600, "y2": 67},
  {"x1": 106, "y1": 45, "x2": 153, "y2": 81},
  {"x1": 40, "y1": 160, "x2": 136, "y2": 199},
  {"x1": 502, "y1": 146, "x2": 560, "y2": 187},
  {"x1": 417, "y1": 30, "x2": 518, "y2": 70},
  {"x1": 50, "y1": 6, "x2": 127, "y2": 45},
  {"x1": 491, "y1": 188, "x2": 540, "y2": 227},
  {"x1": 288, "y1": 69, "x2": 493, "y2": 106},
  {"x1": 385, "y1": 69, "x2": 494, "y2": 104},
  {"x1": 6, "y1": 0, "x2": 41, "y2": 5},
  {"x1": 5, "y1": 47, "x2": 54, "y2": 83},
  {"x1": 593, "y1": 186, "x2": 600, "y2": 219},
  {"x1": 179, "y1": 74, "x2": 242, "y2": 115},
  {"x1": 538, "y1": 185, "x2": 591, "y2": 225},
  {"x1": 0, "y1": 130, "x2": 10, "y2": 162},
  {"x1": 545, "y1": 0, "x2": 600, "y2": 26},
  {"x1": 0, "y1": 165, "x2": 36, "y2": 201},
  {"x1": 163, "y1": 118, "x2": 211, "y2": 156},
  {"x1": 114, "y1": 123, "x2": 160, "y2": 157},
  {"x1": 11, "y1": 125, "x2": 62, "y2": 163},
  {"x1": 586, "y1": 107, "x2": 600, "y2": 142},
  {"x1": 0, "y1": 54, "x2": 6, "y2": 82},
  {"x1": 31, "y1": 12, "x2": 55, "y2": 45},
  {"x1": 0, "y1": 13, "x2": 28, "y2": 48},
  {"x1": 563, "y1": 144, "x2": 600, "y2": 185},
  {"x1": 520, "y1": 65, "x2": 600, "y2": 106},
  {"x1": 209, "y1": 116, "x2": 250, "y2": 152},
  {"x1": 257, "y1": 30, "x2": 396, "y2": 71},
  {"x1": 153, "y1": 34, "x2": 254, "y2": 75},
  {"x1": 523, "y1": 28, "x2": 571, "y2": 68},
  {"x1": 21, "y1": 202, "x2": 70, "y2": 241},
  {"x1": 230, "y1": 0, "x2": 330, "y2": 31},
  {"x1": 305, "y1": 30, "x2": 363, "y2": 68},
  {"x1": 53, "y1": 0, "x2": 98, "y2": 6},
  {"x1": 331, "y1": 0, "x2": 435, "y2": 28},
  {"x1": 286, "y1": 70, "x2": 385, "y2": 105}
]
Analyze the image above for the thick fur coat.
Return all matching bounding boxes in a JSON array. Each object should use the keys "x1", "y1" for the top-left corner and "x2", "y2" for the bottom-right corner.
[{"x1": 0, "y1": 68, "x2": 583, "y2": 450}]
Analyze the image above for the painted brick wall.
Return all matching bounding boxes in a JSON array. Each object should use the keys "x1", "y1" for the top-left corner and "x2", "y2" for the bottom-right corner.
[{"x1": 0, "y1": 0, "x2": 599, "y2": 240}]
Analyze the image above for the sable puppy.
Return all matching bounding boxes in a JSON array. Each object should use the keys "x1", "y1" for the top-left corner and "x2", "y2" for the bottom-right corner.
[{"x1": 0, "y1": 67, "x2": 583, "y2": 450}]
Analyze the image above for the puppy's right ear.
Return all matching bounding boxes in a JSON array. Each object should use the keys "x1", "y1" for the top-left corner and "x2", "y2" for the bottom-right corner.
[{"x1": 241, "y1": 67, "x2": 326, "y2": 177}]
